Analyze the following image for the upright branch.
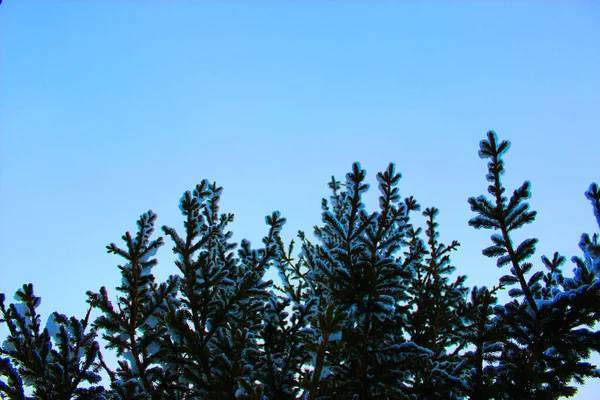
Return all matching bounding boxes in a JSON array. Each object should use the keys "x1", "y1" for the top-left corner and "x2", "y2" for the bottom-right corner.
[
  {"x1": 468, "y1": 130, "x2": 538, "y2": 311},
  {"x1": 405, "y1": 207, "x2": 467, "y2": 399},
  {"x1": 468, "y1": 131, "x2": 600, "y2": 398},
  {"x1": 1, "y1": 285, "x2": 104, "y2": 399},
  {"x1": 87, "y1": 210, "x2": 176, "y2": 398},
  {"x1": 160, "y1": 180, "x2": 287, "y2": 399},
  {"x1": 2, "y1": 132, "x2": 599, "y2": 399}
]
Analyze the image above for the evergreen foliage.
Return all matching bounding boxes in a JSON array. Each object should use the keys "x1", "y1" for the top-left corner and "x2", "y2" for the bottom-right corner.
[
  {"x1": 86, "y1": 210, "x2": 178, "y2": 398},
  {"x1": 404, "y1": 207, "x2": 468, "y2": 399},
  {"x1": 1, "y1": 285, "x2": 104, "y2": 399},
  {"x1": 467, "y1": 132, "x2": 600, "y2": 399},
  {"x1": 1, "y1": 131, "x2": 598, "y2": 399}
]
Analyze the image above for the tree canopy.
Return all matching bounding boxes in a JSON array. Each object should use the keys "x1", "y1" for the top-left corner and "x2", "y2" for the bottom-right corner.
[{"x1": 1, "y1": 131, "x2": 599, "y2": 399}]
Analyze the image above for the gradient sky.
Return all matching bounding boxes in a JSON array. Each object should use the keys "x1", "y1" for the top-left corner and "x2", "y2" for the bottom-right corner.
[{"x1": 1, "y1": 1, "x2": 599, "y2": 397}]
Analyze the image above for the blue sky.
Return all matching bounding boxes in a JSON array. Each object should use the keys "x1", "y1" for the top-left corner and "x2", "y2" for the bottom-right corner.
[{"x1": 1, "y1": 0, "x2": 599, "y2": 396}]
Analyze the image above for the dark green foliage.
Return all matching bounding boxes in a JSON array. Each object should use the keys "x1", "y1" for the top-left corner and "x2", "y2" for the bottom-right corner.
[
  {"x1": 86, "y1": 210, "x2": 178, "y2": 398},
  {"x1": 303, "y1": 162, "x2": 427, "y2": 399},
  {"x1": 467, "y1": 131, "x2": 600, "y2": 399},
  {"x1": 259, "y1": 239, "x2": 317, "y2": 399},
  {"x1": 0, "y1": 285, "x2": 105, "y2": 399},
  {"x1": 404, "y1": 207, "x2": 469, "y2": 399},
  {"x1": 461, "y1": 285, "x2": 504, "y2": 400},
  {"x1": 1, "y1": 132, "x2": 599, "y2": 399},
  {"x1": 158, "y1": 181, "x2": 283, "y2": 399}
]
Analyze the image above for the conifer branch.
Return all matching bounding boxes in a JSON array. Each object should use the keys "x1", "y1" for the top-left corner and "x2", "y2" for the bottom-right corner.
[{"x1": 468, "y1": 131, "x2": 538, "y2": 312}]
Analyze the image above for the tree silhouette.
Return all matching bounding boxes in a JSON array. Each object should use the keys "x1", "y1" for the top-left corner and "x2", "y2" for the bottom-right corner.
[{"x1": 1, "y1": 131, "x2": 598, "y2": 399}]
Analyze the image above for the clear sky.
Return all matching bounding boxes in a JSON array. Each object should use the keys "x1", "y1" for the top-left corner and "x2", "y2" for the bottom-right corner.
[{"x1": 1, "y1": 0, "x2": 599, "y2": 397}]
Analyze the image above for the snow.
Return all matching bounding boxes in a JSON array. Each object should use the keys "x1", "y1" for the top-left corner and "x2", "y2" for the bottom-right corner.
[
  {"x1": 145, "y1": 316, "x2": 158, "y2": 328},
  {"x1": 12, "y1": 303, "x2": 28, "y2": 318},
  {"x1": 167, "y1": 328, "x2": 181, "y2": 342},
  {"x1": 12, "y1": 303, "x2": 33, "y2": 327},
  {"x1": 534, "y1": 298, "x2": 552, "y2": 308},
  {"x1": 320, "y1": 365, "x2": 332, "y2": 378},
  {"x1": 123, "y1": 351, "x2": 139, "y2": 373},
  {"x1": 140, "y1": 246, "x2": 158, "y2": 263},
  {"x1": 544, "y1": 347, "x2": 558, "y2": 357},
  {"x1": 45, "y1": 313, "x2": 60, "y2": 337},
  {"x1": 140, "y1": 265, "x2": 152, "y2": 277},
  {"x1": 1, "y1": 339, "x2": 15, "y2": 352},
  {"x1": 147, "y1": 341, "x2": 160, "y2": 356}
]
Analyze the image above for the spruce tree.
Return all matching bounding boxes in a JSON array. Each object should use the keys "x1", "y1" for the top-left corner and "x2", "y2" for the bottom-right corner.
[
  {"x1": 301, "y1": 163, "x2": 430, "y2": 399},
  {"x1": 468, "y1": 131, "x2": 600, "y2": 398},
  {"x1": 404, "y1": 207, "x2": 468, "y2": 399},
  {"x1": 86, "y1": 210, "x2": 178, "y2": 399},
  {"x1": 158, "y1": 180, "x2": 284, "y2": 399},
  {"x1": 461, "y1": 284, "x2": 505, "y2": 400},
  {"x1": 258, "y1": 237, "x2": 317, "y2": 399},
  {"x1": 1, "y1": 131, "x2": 599, "y2": 399},
  {"x1": 0, "y1": 284, "x2": 104, "y2": 399}
]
